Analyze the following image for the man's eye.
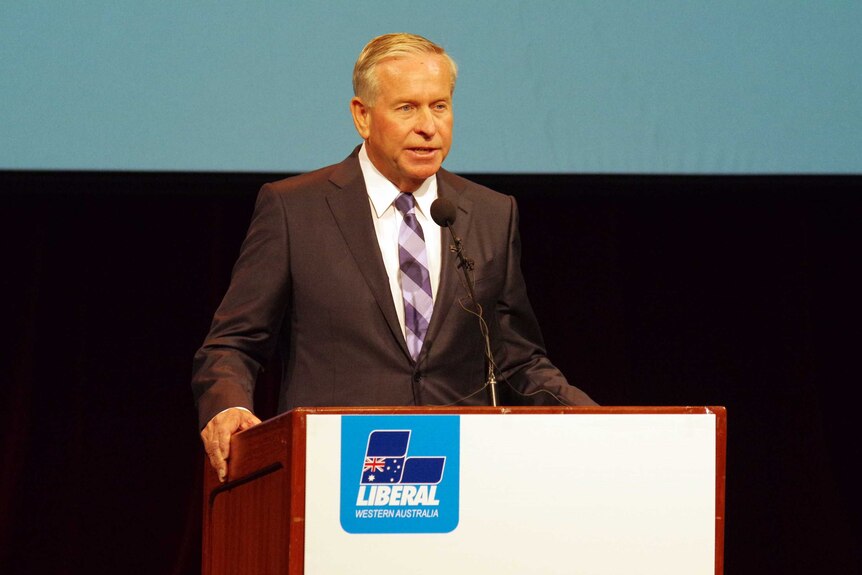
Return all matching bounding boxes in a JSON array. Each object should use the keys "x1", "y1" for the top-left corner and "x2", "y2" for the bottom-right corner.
[{"x1": 399, "y1": 105, "x2": 413, "y2": 112}]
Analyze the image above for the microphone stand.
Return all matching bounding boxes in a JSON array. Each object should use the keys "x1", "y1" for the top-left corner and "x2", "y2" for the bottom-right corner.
[{"x1": 443, "y1": 226, "x2": 499, "y2": 407}]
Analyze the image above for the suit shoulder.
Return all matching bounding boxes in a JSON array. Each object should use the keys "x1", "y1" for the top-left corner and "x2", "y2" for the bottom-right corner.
[
  {"x1": 254, "y1": 151, "x2": 364, "y2": 211},
  {"x1": 439, "y1": 169, "x2": 513, "y2": 207},
  {"x1": 260, "y1": 163, "x2": 340, "y2": 198}
]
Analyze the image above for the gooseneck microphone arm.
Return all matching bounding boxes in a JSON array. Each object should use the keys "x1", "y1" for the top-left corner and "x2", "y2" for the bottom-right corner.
[{"x1": 430, "y1": 199, "x2": 499, "y2": 407}]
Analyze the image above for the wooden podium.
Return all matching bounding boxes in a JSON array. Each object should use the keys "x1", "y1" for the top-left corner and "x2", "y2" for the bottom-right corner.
[{"x1": 202, "y1": 406, "x2": 726, "y2": 574}]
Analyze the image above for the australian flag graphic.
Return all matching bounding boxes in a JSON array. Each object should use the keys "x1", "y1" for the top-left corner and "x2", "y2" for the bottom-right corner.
[{"x1": 360, "y1": 430, "x2": 445, "y2": 485}]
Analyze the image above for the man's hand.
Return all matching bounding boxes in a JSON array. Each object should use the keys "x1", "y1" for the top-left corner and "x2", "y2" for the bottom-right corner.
[{"x1": 200, "y1": 408, "x2": 262, "y2": 483}]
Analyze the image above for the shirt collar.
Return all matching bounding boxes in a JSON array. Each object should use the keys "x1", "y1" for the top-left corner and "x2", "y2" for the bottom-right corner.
[{"x1": 359, "y1": 143, "x2": 437, "y2": 219}]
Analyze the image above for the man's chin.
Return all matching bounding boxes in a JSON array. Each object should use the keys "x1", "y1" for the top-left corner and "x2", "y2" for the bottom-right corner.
[
  {"x1": 408, "y1": 167, "x2": 440, "y2": 185},
  {"x1": 406, "y1": 158, "x2": 443, "y2": 178}
]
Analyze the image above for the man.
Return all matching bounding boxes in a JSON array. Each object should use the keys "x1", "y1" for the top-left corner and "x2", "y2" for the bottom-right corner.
[{"x1": 193, "y1": 33, "x2": 596, "y2": 482}]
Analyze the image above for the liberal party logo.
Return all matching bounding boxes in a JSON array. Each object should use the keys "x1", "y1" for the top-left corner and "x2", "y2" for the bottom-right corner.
[
  {"x1": 340, "y1": 415, "x2": 459, "y2": 534},
  {"x1": 357, "y1": 430, "x2": 445, "y2": 506}
]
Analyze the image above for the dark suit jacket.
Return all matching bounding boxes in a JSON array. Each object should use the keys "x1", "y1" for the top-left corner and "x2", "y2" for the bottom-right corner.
[{"x1": 192, "y1": 149, "x2": 595, "y2": 428}]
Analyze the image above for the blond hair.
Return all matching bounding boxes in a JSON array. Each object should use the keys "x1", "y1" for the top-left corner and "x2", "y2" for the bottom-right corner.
[{"x1": 353, "y1": 33, "x2": 458, "y2": 104}]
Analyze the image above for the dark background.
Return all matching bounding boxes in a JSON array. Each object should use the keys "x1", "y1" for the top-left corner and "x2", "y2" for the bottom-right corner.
[{"x1": 2, "y1": 170, "x2": 860, "y2": 573}]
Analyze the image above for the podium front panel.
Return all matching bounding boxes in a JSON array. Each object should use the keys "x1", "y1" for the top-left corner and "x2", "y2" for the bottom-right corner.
[{"x1": 304, "y1": 410, "x2": 720, "y2": 575}]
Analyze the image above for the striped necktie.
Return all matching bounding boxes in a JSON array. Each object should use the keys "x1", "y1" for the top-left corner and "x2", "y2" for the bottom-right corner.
[{"x1": 393, "y1": 192, "x2": 433, "y2": 360}]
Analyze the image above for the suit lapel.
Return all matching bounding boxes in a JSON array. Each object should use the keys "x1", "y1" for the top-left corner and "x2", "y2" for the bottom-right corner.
[
  {"x1": 422, "y1": 170, "x2": 474, "y2": 360},
  {"x1": 326, "y1": 153, "x2": 411, "y2": 360}
]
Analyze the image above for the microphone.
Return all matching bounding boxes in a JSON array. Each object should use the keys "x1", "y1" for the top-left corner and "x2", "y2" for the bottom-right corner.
[
  {"x1": 429, "y1": 198, "x2": 499, "y2": 407},
  {"x1": 430, "y1": 199, "x2": 471, "y2": 274},
  {"x1": 430, "y1": 198, "x2": 457, "y2": 228}
]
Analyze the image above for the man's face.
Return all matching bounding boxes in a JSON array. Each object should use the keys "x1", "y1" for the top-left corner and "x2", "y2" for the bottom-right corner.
[{"x1": 351, "y1": 54, "x2": 453, "y2": 192}]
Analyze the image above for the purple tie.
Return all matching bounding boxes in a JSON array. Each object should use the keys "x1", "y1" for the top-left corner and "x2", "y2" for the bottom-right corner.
[{"x1": 394, "y1": 193, "x2": 433, "y2": 360}]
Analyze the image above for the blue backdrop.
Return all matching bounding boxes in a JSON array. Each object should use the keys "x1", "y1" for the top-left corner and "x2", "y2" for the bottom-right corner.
[{"x1": 2, "y1": 1, "x2": 860, "y2": 174}]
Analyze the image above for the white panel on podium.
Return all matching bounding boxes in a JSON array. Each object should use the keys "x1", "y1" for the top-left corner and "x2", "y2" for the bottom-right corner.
[{"x1": 305, "y1": 412, "x2": 717, "y2": 575}]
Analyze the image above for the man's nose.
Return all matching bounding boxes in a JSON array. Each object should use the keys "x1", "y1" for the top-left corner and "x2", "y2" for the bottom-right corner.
[{"x1": 414, "y1": 107, "x2": 437, "y2": 137}]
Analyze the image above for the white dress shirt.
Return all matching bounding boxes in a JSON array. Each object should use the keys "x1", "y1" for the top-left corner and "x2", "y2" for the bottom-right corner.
[{"x1": 358, "y1": 143, "x2": 442, "y2": 342}]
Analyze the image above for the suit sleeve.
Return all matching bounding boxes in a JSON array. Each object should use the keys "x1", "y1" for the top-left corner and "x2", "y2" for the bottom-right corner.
[
  {"x1": 191, "y1": 184, "x2": 291, "y2": 428},
  {"x1": 494, "y1": 195, "x2": 598, "y2": 406}
]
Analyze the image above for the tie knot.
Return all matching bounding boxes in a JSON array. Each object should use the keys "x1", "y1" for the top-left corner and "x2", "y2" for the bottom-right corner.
[{"x1": 394, "y1": 192, "x2": 416, "y2": 216}]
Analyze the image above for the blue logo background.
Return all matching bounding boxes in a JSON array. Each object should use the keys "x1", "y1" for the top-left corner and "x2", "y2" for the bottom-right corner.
[{"x1": 340, "y1": 415, "x2": 460, "y2": 534}]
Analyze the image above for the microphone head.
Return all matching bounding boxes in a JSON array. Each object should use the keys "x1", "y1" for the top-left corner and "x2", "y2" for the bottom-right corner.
[{"x1": 430, "y1": 198, "x2": 457, "y2": 227}]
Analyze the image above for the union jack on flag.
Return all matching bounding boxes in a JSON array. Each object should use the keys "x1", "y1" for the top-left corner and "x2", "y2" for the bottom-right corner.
[{"x1": 363, "y1": 457, "x2": 386, "y2": 473}]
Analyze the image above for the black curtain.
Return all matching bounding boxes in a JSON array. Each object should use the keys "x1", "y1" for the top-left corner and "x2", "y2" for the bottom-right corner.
[{"x1": 2, "y1": 171, "x2": 859, "y2": 573}]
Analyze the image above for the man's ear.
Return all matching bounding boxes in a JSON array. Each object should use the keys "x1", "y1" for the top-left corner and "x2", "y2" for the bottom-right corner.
[{"x1": 350, "y1": 97, "x2": 371, "y2": 139}]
